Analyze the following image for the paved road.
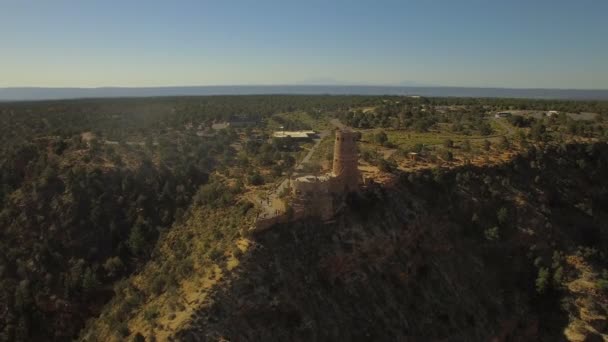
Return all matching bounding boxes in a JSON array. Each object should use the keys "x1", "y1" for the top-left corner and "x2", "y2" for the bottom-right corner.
[{"x1": 295, "y1": 131, "x2": 329, "y2": 170}]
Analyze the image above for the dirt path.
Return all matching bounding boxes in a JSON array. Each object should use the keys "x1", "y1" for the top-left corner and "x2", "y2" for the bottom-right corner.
[{"x1": 330, "y1": 118, "x2": 348, "y2": 130}]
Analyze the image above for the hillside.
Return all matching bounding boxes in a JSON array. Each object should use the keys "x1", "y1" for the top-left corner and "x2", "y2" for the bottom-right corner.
[
  {"x1": 0, "y1": 138, "x2": 211, "y2": 340},
  {"x1": 1, "y1": 95, "x2": 607, "y2": 341},
  {"x1": 172, "y1": 143, "x2": 608, "y2": 341}
]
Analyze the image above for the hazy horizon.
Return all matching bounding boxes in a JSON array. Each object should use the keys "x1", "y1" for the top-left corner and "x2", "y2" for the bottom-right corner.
[
  {"x1": 2, "y1": 85, "x2": 608, "y2": 102},
  {"x1": 2, "y1": 0, "x2": 607, "y2": 89},
  {"x1": 2, "y1": 83, "x2": 608, "y2": 91}
]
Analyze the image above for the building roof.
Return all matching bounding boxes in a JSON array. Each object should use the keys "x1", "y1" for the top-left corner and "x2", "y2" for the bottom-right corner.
[
  {"x1": 294, "y1": 174, "x2": 332, "y2": 183},
  {"x1": 211, "y1": 122, "x2": 230, "y2": 130},
  {"x1": 273, "y1": 130, "x2": 316, "y2": 138}
]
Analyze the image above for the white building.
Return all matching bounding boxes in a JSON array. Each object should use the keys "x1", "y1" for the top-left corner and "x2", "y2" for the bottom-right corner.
[{"x1": 272, "y1": 130, "x2": 316, "y2": 139}]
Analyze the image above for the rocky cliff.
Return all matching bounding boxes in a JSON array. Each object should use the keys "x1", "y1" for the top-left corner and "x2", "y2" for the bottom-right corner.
[{"x1": 176, "y1": 143, "x2": 608, "y2": 341}]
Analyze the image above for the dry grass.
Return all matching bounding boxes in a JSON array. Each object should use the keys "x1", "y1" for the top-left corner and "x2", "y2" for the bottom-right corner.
[{"x1": 82, "y1": 205, "x2": 255, "y2": 341}]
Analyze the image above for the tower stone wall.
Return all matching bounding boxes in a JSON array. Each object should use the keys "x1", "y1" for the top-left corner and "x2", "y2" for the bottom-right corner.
[{"x1": 332, "y1": 129, "x2": 360, "y2": 192}]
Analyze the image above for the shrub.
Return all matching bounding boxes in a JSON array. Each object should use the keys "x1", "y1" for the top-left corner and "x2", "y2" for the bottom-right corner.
[
  {"x1": 373, "y1": 131, "x2": 389, "y2": 146},
  {"x1": 103, "y1": 256, "x2": 124, "y2": 277},
  {"x1": 479, "y1": 123, "x2": 493, "y2": 136},
  {"x1": 377, "y1": 158, "x2": 396, "y2": 173},
  {"x1": 411, "y1": 143, "x2": 424, "y2": 154},
  {"x1": 499, "y1": 136, "x2": 510, "y2": 150},
  {"x1": 484, "y1": 226, "x2": 500, "y2": 241},
  {"x1": 247, "y1": 173, "x2": 264, "y2": 186},
  {"x1": 143, "y1": 306, "x2": 159, "y2": 322},
  {"x1": 132, "y1": 332, "x2": 145, "y2": 342},
  {"x1": 536, "y1": 267, "x2": 550, "y2": 293},
  {"x1": 497, "y1": 207, "x2": 508, "y2": 225},
  {"x1": 209, "y1": 248, "x2": 223, "y2": 261},
  {"x1": 471, "y1": 213, "x2": 479, "y2": 222},
  {"x1": 150, "y1": 275, "x2": 166, "y2": 295},
  {"x1": 239, "y1": 201, "x2": 254, "y2": 214},
  {"x1": 82, "y1": 267, "x2": 100, "y2": 292},
  {"x1": 118, "y1": 323, "x2": 130, "y2": 337},
  {"x1": 483, "y1": 140, "x2": 491, "y2": 151},
  {"x1": 195, "y1": 181, "x2": 235, "y2": 207},
  {"x1": 439, "y1": 149, "x2": 453, "y2": 162},
  {"x1": 128, "y1": 226, "x2": 146, "y2": 256},
  {"x1": 177, "y1": 258, "x2": 194, "y2": 278},
  {"x1": 553, "y1": 266, "x2": 563, "y2": 287}
]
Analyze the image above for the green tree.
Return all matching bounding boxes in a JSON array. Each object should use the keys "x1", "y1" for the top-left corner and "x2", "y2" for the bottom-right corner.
[
  {"x1": 128, "y1": 225, "x2": 146, "y2": 256},
  {"x1": 411, "y1": 143, "x2": 424, "y2": 153},
  {"x1": 374, "y1": 131, "x2": 389, "y2": 146},
  {"x1": 483, "y1": 139, "x2": 491, "y2": 151},
  {"x1": 14, "y1": 280, "x2": 33, "y2": 312},
  {"x1": 377, "y1": 158, "x2": 396, "y2": 173},
  {"x1": 484, "y1": 226, "x2": 500, "y2": 241},
  {"x1": 536, "y1": 267, "x2": 550, "y2": 293},
  {"x1": 479, "y1": 122, "x2": 493, "y2": 136},
  {"x1": 497, "y1": 207, "x2": 508, "y2": 225},
  {"x1": 248, "y1": 173, "x2": 264, "y2": 186},
  {"x1": 439, "y1": 149, "x2": 453, "y2": 162},
  {"x1": 103, "y1": 256, "x2": 124, "y2": 277},
  {"x1": 282, "y1": 155, "x2": 296, "y2": 169},
  {"x1": 68, "y1": 260, "x2": 85, "y2": 292},
  {"x1": 132, "y1": 332, "x2": 146, "y2": 342},
  {"x1": 499, "y1": 136, "x2": 510, "y2": 150},
  {"x1": 15, "y1": 316, "x2": 28, "y2": 342},
  {"x1": 553, "y1": 266, "x2": 563, "y2": 287},
  {"x1": 271, "y1": 164, "x2": 283, "y2": 178},
  {"x1": 529, "y1": 121, "x2": 547, "y2": 141},
  {"x1": 82, "y1": 267, "x2": 100, "y2": 291}
]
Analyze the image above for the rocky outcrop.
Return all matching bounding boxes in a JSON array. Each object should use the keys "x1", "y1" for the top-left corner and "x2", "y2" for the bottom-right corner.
[{"x1": 175, "y1": 143, "x2": 608, "y2": 341}]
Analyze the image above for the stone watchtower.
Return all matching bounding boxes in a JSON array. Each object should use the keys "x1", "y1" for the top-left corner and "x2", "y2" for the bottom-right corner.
[{"x1": 332, "y1": 129, "x2": 360, "y2": 192}]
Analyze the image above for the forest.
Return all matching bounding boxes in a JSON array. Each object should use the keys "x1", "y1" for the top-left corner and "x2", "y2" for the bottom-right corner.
[{"x1": 0, "y1": 95, "x2": 607, "y2": 341}]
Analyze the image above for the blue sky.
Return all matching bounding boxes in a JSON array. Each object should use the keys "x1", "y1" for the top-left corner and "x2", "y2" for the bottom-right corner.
[{"x1": 1, "y1": 0, "x2": 607, "y2": 89}]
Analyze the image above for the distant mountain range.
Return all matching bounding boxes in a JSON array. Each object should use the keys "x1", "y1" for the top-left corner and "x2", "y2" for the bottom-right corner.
[{"x1": 1, "y1": 85, "x2": 607, "y2": 101}]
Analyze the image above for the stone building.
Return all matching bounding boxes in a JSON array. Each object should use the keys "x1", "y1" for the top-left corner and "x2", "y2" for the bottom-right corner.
[
  {"x1": 289, "y1": 128, "x2": 361, "y2": 220},
  {"x1": 332, "y1": 129, "x2": 360, "y2": 193},
  {"x1": 253, "y1": 128, "x2": 362, "y2": 231}
]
